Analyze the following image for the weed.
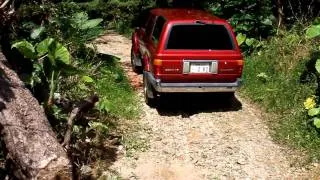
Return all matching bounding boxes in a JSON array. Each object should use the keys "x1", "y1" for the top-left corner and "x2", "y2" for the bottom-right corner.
[{"x1": 240, "y1": 29, "x2": 320, "y2": 163}]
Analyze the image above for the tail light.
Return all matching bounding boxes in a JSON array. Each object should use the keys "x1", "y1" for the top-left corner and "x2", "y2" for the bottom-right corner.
[
  {"x1": 153, "y1": 59, "x2": 162, "y2": 78},
  {"x1": 236, "y1": 59, "x2": 244, "y2": 74}
]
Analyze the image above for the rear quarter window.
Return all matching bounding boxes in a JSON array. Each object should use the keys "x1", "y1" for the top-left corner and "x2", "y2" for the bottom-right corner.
[
  {"x1": 152, "y1": 16, "x2": 166, "y2": 46},
  {"x1": 145, "y1": 15, "x2": 156, "y2": 37},
  {"x1": 166, "y1": 24, "x2": 235, "y2": 50}
]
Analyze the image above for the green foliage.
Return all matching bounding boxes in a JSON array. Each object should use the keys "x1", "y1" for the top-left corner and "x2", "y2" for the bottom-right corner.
[
  {"x1": 31, "y1": 26, "x2": 45, "y2": 39},
  {"x1": 80, "y1": 18, "x2": 103, "y2": 30},
  {"x1": 306, "y1": 25, "x2": 320, "y2": 39},
  {"x1": 308, "y1": 107, "x2": 320, "y2": 117},
  {"x1": 11, "y1": 40, "x2": 36, "y2": 59},
  {"x1": 256, "y1": 72, "x2": 269, "y2": 83},
  {"x1": 80, "y1": 0, "x2": 154, "y2": 34},
  {"x1": 206, "y1": 0, "x2": 274, "y2": 38},
  {"x1": 70, "y1": 12, "x2": 103, "y2": 31},
  {"x1": 306, "y1": 21, "x2": 320, "y2": 75},
  {"x1": 313, "y1": 118, "x2": 320, "y2": 128},
  {"x1": 48, "y1": 10, "x2": 104, "y2": 50},
  {"x1": 36, "y1": 38, "x2": 54, "y2": 56},
  {"x1": 88, "y1": 121, "x2": 109, "y2": 134},
  {"x1": 81, "y1": 75, "x2": 94, "y2": 83},
  {"x1": 236, "y1": 33, "x2": 246, "y2": 46},
  {"x1": 204, "y1": 0, "x2": 274, "y2": 53},
  {"x1": 60, "y1": 55, "x2": 139, "y2": 119},
  {"x1": 12, "y1": 38, "x2": 74, "y2": 105},
  {"x1": 3, "y1": 0, "x2": 142, "y2": 177},
  {"x1": 236, "y1": 32, "x2": 264, "y2": 54},
  {"x1": 241, "y1": 29, "x2": 320, "y2": 162},
  {"x1": 304, "y1": 20, "x2": 320, "y2": 133},
  {"x1": 97, "y1": 97, "x2": 112, "y2": 113}
]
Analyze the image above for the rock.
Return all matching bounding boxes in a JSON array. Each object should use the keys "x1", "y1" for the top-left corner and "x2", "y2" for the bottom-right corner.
[
  {"x1": 80, "y1": 165, "x2": 92, "y2": 176},
  {"x1": 236, "y1": 159, "x2": 247, "y2": 165},
  {"x1": 312, "y1": 163, "x2": 318, "y2": 167}
]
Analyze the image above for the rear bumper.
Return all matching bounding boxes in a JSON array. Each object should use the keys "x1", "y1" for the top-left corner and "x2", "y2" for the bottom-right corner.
[{"x1": 144, "y1": 72, "x2": 242, "y2": 93}]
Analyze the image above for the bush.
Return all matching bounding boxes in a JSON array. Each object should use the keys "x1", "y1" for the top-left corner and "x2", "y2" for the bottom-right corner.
[
  {"x1": 240, "y1": 28, "x2": 320, "y2": 162},
  {"x1": 2, "y1": 0, "x2": 141, "y2": 176},
  {"x1": 79, "y1": 0, "x2": 155, "y2": 33}
]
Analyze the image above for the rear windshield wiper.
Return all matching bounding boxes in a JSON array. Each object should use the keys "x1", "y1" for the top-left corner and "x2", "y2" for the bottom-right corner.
[{"x1": 195, "y1": 20, "x2": 209, "y2": 25}]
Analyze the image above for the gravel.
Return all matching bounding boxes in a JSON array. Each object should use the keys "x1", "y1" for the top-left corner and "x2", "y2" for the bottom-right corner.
[{"x1": 94, "y1": 32, "x2": 311, "y2": 179}]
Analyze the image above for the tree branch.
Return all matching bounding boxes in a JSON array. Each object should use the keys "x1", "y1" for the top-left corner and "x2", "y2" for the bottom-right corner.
[
  {"x1": 62, "y1": 94, "x2": 99, "y2": 148},
  {"x1": 0, "y1": 0, "x2": 11, "y2": 9}
]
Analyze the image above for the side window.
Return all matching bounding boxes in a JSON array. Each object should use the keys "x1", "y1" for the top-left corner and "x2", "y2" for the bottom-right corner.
[
  {"x1": 152, "y1": 16, "x2": 166, "y2": 46},
  {"x1": 145, "y1": 15, "x2": 155, "y2": 37}
]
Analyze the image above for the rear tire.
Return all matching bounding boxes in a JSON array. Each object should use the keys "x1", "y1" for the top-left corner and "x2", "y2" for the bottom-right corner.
[
  {"x1": 131, "y1": 48, "x2": 142, "y2": 74},
  {"x1": 143, "y1": 74, "x2": 157, "y2": 107}
]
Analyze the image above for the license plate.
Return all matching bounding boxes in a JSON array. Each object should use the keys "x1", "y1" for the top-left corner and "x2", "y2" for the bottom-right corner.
[{"x1": 190, "y1": 63, "x2": 210, "y2": 73}]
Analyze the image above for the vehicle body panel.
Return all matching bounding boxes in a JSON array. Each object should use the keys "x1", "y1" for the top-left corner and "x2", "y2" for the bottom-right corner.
[{"x1": 131, "y1": 8, "x2": 244, "y2": 94}]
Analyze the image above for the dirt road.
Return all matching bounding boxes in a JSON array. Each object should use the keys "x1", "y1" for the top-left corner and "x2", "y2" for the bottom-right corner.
[{"x1": 94, "y1": 32, "x2": 308, "y2": 179}]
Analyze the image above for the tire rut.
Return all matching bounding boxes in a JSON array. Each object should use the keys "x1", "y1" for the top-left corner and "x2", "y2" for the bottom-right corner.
[{"x1": 94, "y1": 32, "x2": 310, "y2": 179}]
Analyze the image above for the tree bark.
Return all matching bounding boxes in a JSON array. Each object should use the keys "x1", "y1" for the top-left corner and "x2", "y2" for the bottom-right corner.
[
  {"x1": 0, "y1": 51, "x2": 72, "y2": 179},
  {"x1": 276, "y1": 0, "x2": 284, "y2": 33}
]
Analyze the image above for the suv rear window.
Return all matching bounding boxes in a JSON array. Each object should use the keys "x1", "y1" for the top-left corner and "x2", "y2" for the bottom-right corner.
[{"x1": 166, "y1": 24, "x2": 234, "y2": 50}]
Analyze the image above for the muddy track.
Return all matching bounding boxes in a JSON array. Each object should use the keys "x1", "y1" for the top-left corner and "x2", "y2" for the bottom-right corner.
[{"x1": 95, "y1": 32, "x2": 309, "y2": 179}]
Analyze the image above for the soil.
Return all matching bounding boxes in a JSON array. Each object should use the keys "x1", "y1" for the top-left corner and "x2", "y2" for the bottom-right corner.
[{"x1": 94, "y1": 32, "x2": 316, "y2": 179}]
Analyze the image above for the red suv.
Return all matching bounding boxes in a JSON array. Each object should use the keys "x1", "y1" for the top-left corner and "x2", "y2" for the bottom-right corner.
[{"x1": 131, "y1": 8, "x2": 243, "y2": 106}]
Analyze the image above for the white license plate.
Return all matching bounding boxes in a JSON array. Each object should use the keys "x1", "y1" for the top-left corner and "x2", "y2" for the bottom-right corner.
[{"x1": 190, "y1": 63, "x2": 210, "y2": 73}]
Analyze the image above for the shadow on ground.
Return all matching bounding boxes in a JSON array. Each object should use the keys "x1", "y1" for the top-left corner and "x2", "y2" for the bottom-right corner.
[{"x1": 156, "y1": 93, "x2": 242, "y2": 117}]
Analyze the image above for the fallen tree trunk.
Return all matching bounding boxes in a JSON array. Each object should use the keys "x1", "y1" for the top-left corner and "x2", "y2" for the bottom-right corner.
[{"x1": 0, "y1": 51, "x2": 72, "y2": 179}]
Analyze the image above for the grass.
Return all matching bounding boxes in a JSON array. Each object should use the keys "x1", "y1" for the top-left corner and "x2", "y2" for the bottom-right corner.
[
  {"x1": 94, "y1": 55, "x2": 140, "y2": 119},
  {"x1": 58, "y1": 49, "x2": 147, "y2": 177},
  {"x1": 240, "y1": 29, "x2": 320, "y2": 163},
  {"x1": 62, "y1": 52, "x2": 140, "y2": 120}
]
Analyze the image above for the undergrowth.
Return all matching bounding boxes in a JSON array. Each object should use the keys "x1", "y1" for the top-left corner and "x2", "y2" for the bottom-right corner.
[
  {"x1": 56, "y1": 48, "x2": 142, "y2": 176},
  {"x1": 61, "y1": 53, "x2": 139, "y2": 120},
  {"x1": 2, "y1": 1, "x2": 143, "y2": 178},
  {"x1": 240, "y1": 28, "x2": 320, "y2": 163}
]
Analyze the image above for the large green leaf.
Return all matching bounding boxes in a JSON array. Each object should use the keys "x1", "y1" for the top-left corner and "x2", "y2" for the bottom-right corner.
[
  {"x1": 31, "y1": 26, "x2": 45, "y2": 39},
  {"x1": 47, "y1": 41, "x2": 70, "y2": 65},
  {"x1": 72, "y1": 12, "x2": 89, "y2": 28},
  {"x1": 54, "y1": 43, "x2": 70, "y2": 64},
  {"x1": 80, "y1": 18, "x2": 103, "y2": 30},
  {"x1": 236, "y1": 33, "x2": 246, "y2": 46},
  {"x1": 308, "y1": 107, "x2": 320, "y2": 117},
  {"x1": 11, "y1": 40, "x2": 36, "y2": 59},
  {"x1": 97, "y1": 98, "x2": 111, "y2": 113},
  {"x1": 245, "y1": 38, "x2": 258, "y2": 47},
  {"x1": 315, "y1": 59, "x2": 320, "y2": 74},
  {"x1": 262, "y1": 18, "x2": 272, "y2": 26},
  {"x1": 36, "y1": 38, "x2": 54, "y2": 57},
  {"x1": 313, "y1": 118, "x2": 320, "y2": 128},
  {"x1": 306, "y1": 25, "x2": 320, "y2": 39},
  {"x1": 82, "y1": 75, "x2": 94, "y2": 83}
]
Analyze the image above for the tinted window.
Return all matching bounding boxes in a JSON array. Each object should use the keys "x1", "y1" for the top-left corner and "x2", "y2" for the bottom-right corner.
[
  {"x1": 152, "y1": 16, "x2": 166, "y2": 45},
  {"x1": 145, "y1": 15, "x2": 155, "y2": 37},
  {"x1": 166, "y1": 24, "x2": 234, "y2": 50}
]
